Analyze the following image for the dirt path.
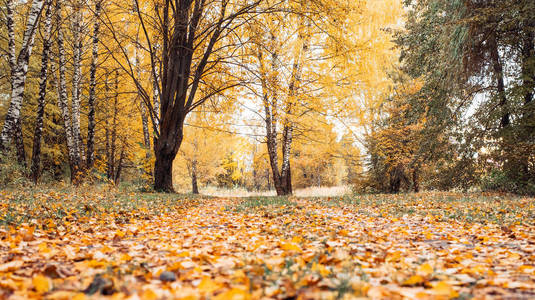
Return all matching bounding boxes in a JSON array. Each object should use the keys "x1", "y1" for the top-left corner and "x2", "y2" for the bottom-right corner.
[{"x1": 1, "y1": 197, "x2": 535, "y2": 299}]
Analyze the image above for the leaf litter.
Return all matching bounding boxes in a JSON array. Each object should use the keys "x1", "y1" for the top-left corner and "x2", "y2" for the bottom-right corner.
[{"x1": 1, "y1": 190, "x2": 535, "y2": 299}]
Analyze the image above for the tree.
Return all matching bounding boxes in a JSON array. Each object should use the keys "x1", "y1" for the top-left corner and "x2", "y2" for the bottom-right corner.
[
  {"x1": 86, "y1": 0, "x2": 102, "y2": 170},
  {"x1": 30, "y1": 0, "x2": 54, "y2": 182},
  {"x1": 107, "y1": 0, "x2": 264, "y2": 192},
  {"x1": 394, "y1": 0, "x2": 535, "y2": 193},
  {"x1": 0, "y1": 0, "x2": 46, "y2": 163}
]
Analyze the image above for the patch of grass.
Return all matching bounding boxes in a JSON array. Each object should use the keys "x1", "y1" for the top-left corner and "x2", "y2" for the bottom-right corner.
[
  {"x1": 317, "y1": 192, "x2": 535, "y2": 225},
  {"x1": 230, "y1": 196, "x2": 296, "y2": 212},
  {"x1": 0, "y1": 184, "x2": 204, "y2": 228}
]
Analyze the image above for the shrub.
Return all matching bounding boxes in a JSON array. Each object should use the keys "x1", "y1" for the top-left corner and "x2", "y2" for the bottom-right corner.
[
  {"x1": 480, "y1": 169, "x2": 535, "y2": 195},
  {"x1": 0, "y1": 149, "x2": 29, "y2": 188}
]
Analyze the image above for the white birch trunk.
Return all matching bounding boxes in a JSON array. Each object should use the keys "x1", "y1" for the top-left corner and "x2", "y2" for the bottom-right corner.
[
  {"x1": 86, "y1": 0, "x2": 101, "y2": 168},
  {"x1": 56, "y1": 0, "x2": 77, "y2": 175},
  {"x1": 0, "y1": 0, "x2": 46, "y2": 152},
  {"x1": 70, "y1": 3, "x2": 83, "y2": 166},
  {"x1": 30, "y1": 0, "x2": 54, "y2": 181}
]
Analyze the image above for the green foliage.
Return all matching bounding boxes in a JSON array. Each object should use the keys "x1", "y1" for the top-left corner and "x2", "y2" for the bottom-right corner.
[
  {"x1": 384, "y1": 0, "x2": 535, "y2": 194},
  {"x1": 481, "y1": 169, "x2": 535, "y2": 196}
]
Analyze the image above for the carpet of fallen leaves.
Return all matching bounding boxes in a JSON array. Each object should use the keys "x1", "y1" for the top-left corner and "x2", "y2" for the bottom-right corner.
[{"x1": 1, "y1": 187, "x2": 535, "y2": 299}]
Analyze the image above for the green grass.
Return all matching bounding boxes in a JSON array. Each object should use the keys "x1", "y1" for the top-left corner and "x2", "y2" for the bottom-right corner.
[
  {"x1": 316, "y1": 192, "x2": 535, "y2": 225},
  {"x1": 229, "y1": 196, "x2": 296, "y2": 212},
  {"x1": 0, "y1": 184, "x2": 205, "y2": 227}
]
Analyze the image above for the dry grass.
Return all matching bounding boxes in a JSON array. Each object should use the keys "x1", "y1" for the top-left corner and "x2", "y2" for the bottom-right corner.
[{"x1": 192, "y1": 185, "x2": 350, "y2": 197}]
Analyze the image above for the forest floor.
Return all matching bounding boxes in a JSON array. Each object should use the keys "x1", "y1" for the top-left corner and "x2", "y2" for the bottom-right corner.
[{"x1": 1, "y1": 186, "x2": 535, "y2": 299}]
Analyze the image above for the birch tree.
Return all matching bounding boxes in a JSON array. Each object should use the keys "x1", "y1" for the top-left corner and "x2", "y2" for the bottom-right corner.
[
  {"x1": 30, "y1": 0, "x2": 54, "y2": 182},
  {"x1": 70, "y1": 1, "x2": 83, "y2": 166},
  {"x1": 56, "y1": 0, "x2": 80, "y2": 181},
  {"x1": 0, "y1": 0, "x2": 46, "y2": 163},
  {"x1": 252, "y1": 1, "x2": 312, "y2": 195},
  {"x1": 86, "y1": 0, "x2": 102, "y2": 169}
]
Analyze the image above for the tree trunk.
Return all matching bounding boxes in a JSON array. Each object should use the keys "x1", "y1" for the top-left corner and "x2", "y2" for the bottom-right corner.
[
  {"x1": 154, "y1": 147, "x2": 178, "y2": 192},
  {"x1": 30, "y1": 0, "x2": 53, "y2": 182},
  {"x1": 56, "y1": 0, "x2": 80, "y2": 183},
  {"x1": 105, "y1": 122, "x2": 112, "y2": 179},
  {"x1": 70, "y1": 3, "x2": 83, "y2": 166},
  {"x1": 522, "y1": 27, "x2": 534, "y2": 106},
  {"x1": 258, "y1": 41, "x2": 284, "y2": 195},
  {"x1": 87, "y1": 0, "x2": 102, "y2": 170},
  {"x1": 0, "y1": 0, "x2": 45, "y2": 161},
  {"x1": 152, "y1": 74, "x2": 160, "y2": 133},
  {"x1": 280, "y1": 124, "x2": 293, "y2": 195},
  {"x1": 114, "y1": 142, "x2": 126, "y2": 184},
  {"x1": 6, "y1": 0, "x2": 16, "y2": 78},
  {"x1": 191, "y1": 160, "x2": 199, "y2": 194},
  {"x1": 107, "y1": 72, "x2": 120, "y2": 180},
  {"x1": 489, "y1": 32, "x2": 509, "y2": 128},
  {"x1": 140, "y1": 101, "x2": 151, "y2": 152},
  {"x1": 412, "y1": 167, "x2": 420, "y2": 193}
]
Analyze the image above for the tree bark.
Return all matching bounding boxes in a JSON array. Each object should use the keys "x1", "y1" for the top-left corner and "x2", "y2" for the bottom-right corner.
[
  {"x1": 522, "y1": 26, "x2": 534, "y2": 106},
  {"x1": 0, "y1": 0, "x2": 46, "y2": 162},
  {"x1": 412, "y1": 167, "x2": 420, "y2": 192},
  {"x1": 87, "y1": 0, "x2": 102, "y2": 170},
  {"x1": 154, "y1": 130, "x2": 182, "y2": 192},
  {"x1": 56, "y1": 0, "x2": 80, "y2": 183},
  {"x1": 114, "y1": 141, "x2": 126, "y2": 184},
  {"x1": 70, "y1": 3, "x2": 83, "y2": 166},
  {"x1": 140, "y1": 101, "x2": 151, "y2": 152},
  {"x1": 30, "y1": 0, "x2": 54, "y2": 182},
  {"x1": 107, "y1": 72, "x2": 120, "y2": 180},
  {"x1": 191, "y1": 160, "x2": 199, "y2": 194},
  {"x1": 258, "y1": 40, "x2": 283, "y2": 195},
  {"x1": 489, "y1": 32, "x2": 509, "y2": 128}
]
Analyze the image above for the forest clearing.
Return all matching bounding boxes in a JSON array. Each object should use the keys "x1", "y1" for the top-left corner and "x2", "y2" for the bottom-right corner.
[
  {"x1": 2, "y1": 0, "x2": 535, "y2": 298},
  {"x1": 1, "y1": 186, "x2": 535, "y2": 299}
]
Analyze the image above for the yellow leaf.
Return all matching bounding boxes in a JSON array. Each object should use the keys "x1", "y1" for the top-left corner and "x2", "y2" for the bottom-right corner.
[
  {"x1": 519, "y1": 265, "x2": 535, "y2": 274},
  {"x1": 114, "y1": 230, "x2": 125, "y2": 239},
  {"x1": 291, "y1": 236, "x2": 302, "y2": 243},
  {"x1": 279, "y1": 242, "x2": 302, "y2": 252},
  {"x1": 177, "y1": 251, "x2": 191, "y2": 257},
  {"x1": 311, "y1": 262, "x2": 330, "y2": 277},
  {"x1": 386, "y1": 251, "x2": 402, "y2": 262},
  {"x1": 72, "y1": 293, "x2": 86, "y2": 300},
  {"x1": 417, "y1": 263, "x2": 433, "y2": 276},
  {"x1": 402, "y1": 275, "x2": 424, "y2": 286},
  {"x1": 38, "y1": 242, "x2": 51, "y2": 254},
  {"x1": 33, "y1": 274, "x2": 52, "y2": 293},
  {"x1": 432, "y1": 281, "x2": 459, "y2": 298},
  {"x1": 198, "y1": 277, "x2": 222, "y2": 294},
  {"x1": 142, "y1": 289, "x2": 158, "y2": 300},
  {"x1": 213, "y1": 288, "x2": 250, "y2": 300},
  {"x1": 120, "y1": 253, "x2": 132, "y2": 262}
]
